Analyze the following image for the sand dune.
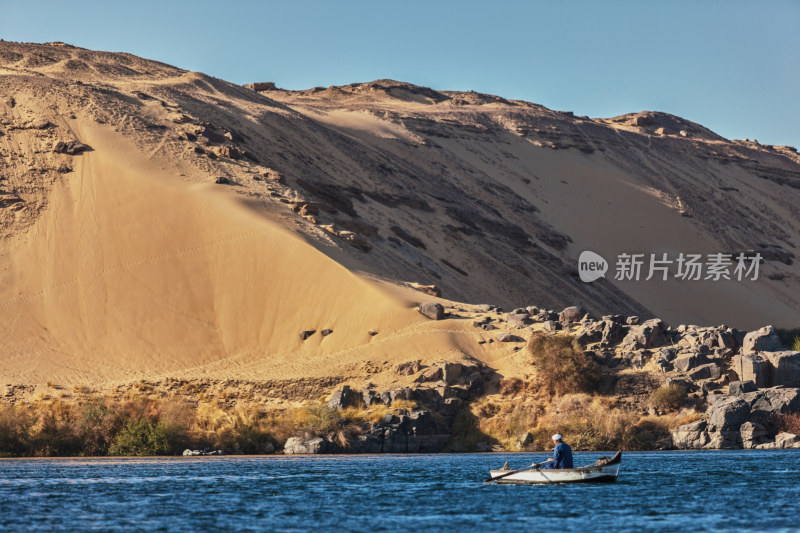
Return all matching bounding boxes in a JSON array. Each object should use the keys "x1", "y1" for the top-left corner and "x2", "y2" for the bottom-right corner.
[{"x1": 1, "y1": 42, "x2": 799, "y2": 389}]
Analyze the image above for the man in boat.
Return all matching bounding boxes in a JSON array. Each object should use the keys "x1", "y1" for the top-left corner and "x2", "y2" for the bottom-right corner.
[{"x1": 541, "y1": 433, "x2": 573, "y2": 469}]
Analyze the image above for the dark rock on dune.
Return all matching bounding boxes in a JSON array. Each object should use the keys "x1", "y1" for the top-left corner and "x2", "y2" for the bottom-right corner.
[
  {"x1": 419, "y1": 302, "x2": 444, "y2": 320},
  {"x1": 414, "y1": 366, "x2": 443, "y2": 383},
  {"x1": 495, "y1": 331, "x2": 523, "y2": 342},
  {"x1": 321, "y1": 329, "x2": 333, "y2": 336},
  {"x1": 395, "y1": 360, "x2": 422, "y2": 376},
  {"x1": 53, "y1": 140, "x2": 89, "y2": 155},
  {"x1": 506, "y1": 313, "x2": 532, "y2": 328},
  {"x1": 299, "y1": 330, "x2": 316, "y2": 340},
  {"x1": 558, "y1": 306, "x2": 585, "y2": 325}
]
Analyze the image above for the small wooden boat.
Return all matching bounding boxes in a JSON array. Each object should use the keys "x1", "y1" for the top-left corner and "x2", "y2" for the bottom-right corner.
[{"x1": 487, "y1": 451, "x2": 622, "y2": 484}]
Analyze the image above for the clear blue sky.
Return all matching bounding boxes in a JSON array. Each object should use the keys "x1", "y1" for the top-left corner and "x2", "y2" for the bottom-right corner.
[{"x1": 3, "y1": 0, "x2": 798, "y2": 147}]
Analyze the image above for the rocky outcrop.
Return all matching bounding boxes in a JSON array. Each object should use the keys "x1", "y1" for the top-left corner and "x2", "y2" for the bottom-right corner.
[
  {"x1": 328, "y1": 385, "x2": 360, "y2": 409},
  {"x1": 620, "y1": 319, "x2": 668, "y2": 350},
  {"x1": 673, "y1": 386, "x2": 800, "y2": 449},
  {"x1": 741, "y1": 325, "x2": 782, "y2": 354},
  {"x1": 732, "y1": 351, "x2": 800, "y2": 388},
  {"x1": 763, "y1": 351, "x2": 800, "y2": 387}
]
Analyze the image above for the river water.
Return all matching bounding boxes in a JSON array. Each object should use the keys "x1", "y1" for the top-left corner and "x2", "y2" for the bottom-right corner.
[{"x1": 1, "y1": 451, "x2": 798, "y2": 532}]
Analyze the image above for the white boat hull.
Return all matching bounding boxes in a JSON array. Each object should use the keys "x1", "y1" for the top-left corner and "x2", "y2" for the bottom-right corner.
[{"x1": 488, "y1": 452, "x2": 622, "y2": 484}]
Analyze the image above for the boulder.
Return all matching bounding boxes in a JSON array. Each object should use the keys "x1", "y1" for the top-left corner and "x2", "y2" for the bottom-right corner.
[
  {"x1": 741, "y1": 325, "x2": 782, "y2": 354},
  {"x1": 395, "y1": 360, "x2": 422, "y2": 376},
  {"x1": 53, "y1": 139, "x2": 90, "y2": 155},
  {"x1": 284, "y1": 436, "x2": 339, "y2": 454},
  {"x1": 620, "y1": 318, "x2": 668, "y2": 350},
  {"x1": 414, "y1": 366, "x2": 443, "y2": 383},
  {"x1": 542, "y1": 320, "x2": 560, "y2": 332},
  {"x1": 409, "y1": 284, "x2": 441, "y2": 298},
  {"x1": 626, "y1": 316, "x2": 640, "y2": 325},
  {"x1": 774, "y1": 432, "x2": 800, "y2": 449},
  {"x1": 674, "y1": 353, "x2": 710, "y2": 372},
  {"x1": 299, "y1": 330, "x2": 316, "y2": 340},
  {"x1": 558, "y1": 306, "x2": 586, "y2": 325},
  {"x1": 707, "y1": 397, "x2": 750, "y2": 430},
  {"x1": 739, "y1": 421, "x2": 769, "y2": 449},
  {"x1": 743, "y1": 387, "x2": 800, "y2": 417},
  {"x1": 757, "y1": 433, "x2": 800, "y2": 450},
  {"x1": 516, "y1": 432, "x2": 534, "y2": 450},
  {"x1": 728, "y1": 381, "x2": 757, "y2": 396},
  {"x1": 321, "y1": 329, "x2": 333, "y2": 337},
  {"x1": 688, "y1": 363, "x2": 722, "y2": 381},
  {"x1": 361, "y1": 388, "x2": 381, "y2": 407},
  {"x1": 672, "y1": 420, "x2": 709, "y2": 449},
  {"x1": 438, "y1": 362, "x2": 463, "y2": 384},
  {"x1": 494, "y1": 332, "x2": 522, "y2": 342},
  {"x1": 731, "y1": 354, "x2": 770, "y2": 388},
  {"x1": 419, "y1": 302, "x2": 445, "y2": 320},
  {"x1": 763, "y1": 351, "x2": 800, "y2": 387},
  {"x1": 328, "y1": 385, "x2": 360, "y2": 409},
  {"x1": 506, "y1": 313, "x2": 532, "y2": 328},
  {"x1": 387, "y1": 387, "x2": 412, "y2": 403},
  {"x1": 658, "y1": 347, "x2": 678, "y2": 362}
]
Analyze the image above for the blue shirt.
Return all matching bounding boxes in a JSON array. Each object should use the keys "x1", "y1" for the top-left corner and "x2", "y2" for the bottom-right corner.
[{"x1": 543, "y1": 442, "x2": 573, "y2": 469}]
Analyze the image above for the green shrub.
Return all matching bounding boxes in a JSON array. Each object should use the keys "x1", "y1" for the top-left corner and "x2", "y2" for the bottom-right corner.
[
  {"x1": 527, "y1": 333, "x2": 600, "y2": 395},
  {"x1": 109, "y1": 417, "x2": 175, "y2": 456},
  {"x1": 794, "y1": 337, "x2": 800, "y2": 353},
  {"x1": 650, "y1": 384, "x2": 688, "y2": 412},
  {"x1": 77, "y1": 401, "x2": 127, "y2": 456}
]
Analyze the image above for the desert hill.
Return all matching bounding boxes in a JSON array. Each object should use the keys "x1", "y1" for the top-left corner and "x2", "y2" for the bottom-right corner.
[{"x1": 1, "y1": 41, "x2": 799, "y2": 390}]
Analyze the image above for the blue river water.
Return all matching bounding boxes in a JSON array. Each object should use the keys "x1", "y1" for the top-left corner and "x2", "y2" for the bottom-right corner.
[{"x1": 1, "y1": 451, "x2": 798, "y2": 532}]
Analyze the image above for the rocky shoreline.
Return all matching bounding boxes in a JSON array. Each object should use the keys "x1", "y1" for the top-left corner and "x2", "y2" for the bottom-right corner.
[{"x1": 279, "y1": 303, "x2": 800, "y2": 454}]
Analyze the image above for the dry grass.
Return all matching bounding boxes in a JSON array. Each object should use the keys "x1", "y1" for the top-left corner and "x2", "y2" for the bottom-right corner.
[
  {"x1": 454, "y1": 392, "x2": 693, "y2": 452},
  {"x1": 650, "y1": 384, "x2": 688, "y2": 412},
  {"x1": 775, "y1": 412, "x2": 800, "y2": 435},
  {"x1": 527, "y1": 333, "x2": 601, "y2": 395}
]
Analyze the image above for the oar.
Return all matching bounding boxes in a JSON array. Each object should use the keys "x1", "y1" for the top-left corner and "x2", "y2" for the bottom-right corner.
[{"x1": 484, "y1": 461, "x2": 547, "y2": 483}]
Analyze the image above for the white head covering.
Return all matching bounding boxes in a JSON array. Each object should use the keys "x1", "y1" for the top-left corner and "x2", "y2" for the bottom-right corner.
[{"x1": 552, "y1": 433, "x2": 562, "y2": 441}]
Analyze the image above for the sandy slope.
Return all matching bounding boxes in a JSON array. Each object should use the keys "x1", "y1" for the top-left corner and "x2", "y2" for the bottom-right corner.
[{"x1": 0, "y1": 42, "x2": 799, "y2": 389}]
